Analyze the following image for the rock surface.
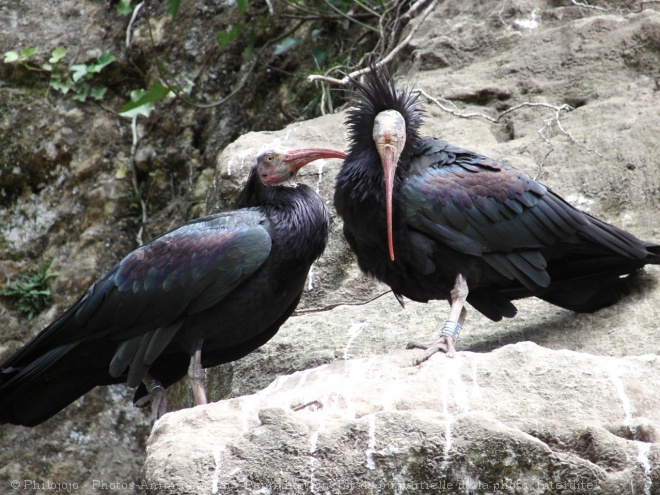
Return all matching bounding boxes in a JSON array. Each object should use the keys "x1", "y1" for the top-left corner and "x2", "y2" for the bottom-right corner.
[{"x1": 144, "y1": 343, "x2": 659, "y2": 495}]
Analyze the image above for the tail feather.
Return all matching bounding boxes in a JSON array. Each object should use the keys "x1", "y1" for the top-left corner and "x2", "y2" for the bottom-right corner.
[
  {"x1": 537, "y1": 273, "x2": 640, "y2": 313},
  {"x1": 0, "y1": 341, "x2": 120, "y2": 426},
  {"x1": 644, "y1": 242, "x2": 660, "y2": 258},
  {"x1": 1, "y1": 371, "x2": 102, "y2": 426},
  {"x1": 501, "y1": 248, "x2": 659, "y2": 314},
  {"x1": 479, "y1": 235, "x2": 659, "y2": 319},
  {"x1": 580, "y1": 215, "x2": 651, "y2": 259}
]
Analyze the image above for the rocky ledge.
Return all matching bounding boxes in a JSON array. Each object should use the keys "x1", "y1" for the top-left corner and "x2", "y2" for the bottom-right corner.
[{"x1": 142, "y1": 343, "x2": 659, "y2": 495}]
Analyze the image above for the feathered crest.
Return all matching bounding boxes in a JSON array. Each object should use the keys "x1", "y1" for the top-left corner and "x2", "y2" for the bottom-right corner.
[{"x1": 345, "y1": 64, "x2": 424, "y2": 156}]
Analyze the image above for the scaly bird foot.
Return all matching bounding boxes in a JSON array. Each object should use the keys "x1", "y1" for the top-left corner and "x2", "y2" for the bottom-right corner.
[
  {"x1": 135, "y1": 379, "x2": 168, "y2": 420},
  {"x1": 406, "y1": 319, "x2": 462, "y2": 364},
  {"x1": 406, "y1": 335, "x2": 456, "y2": 364}
]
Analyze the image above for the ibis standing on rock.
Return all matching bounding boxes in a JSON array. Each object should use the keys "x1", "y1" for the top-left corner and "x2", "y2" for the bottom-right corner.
[
  {"x1": 0, "y1": 146, "x2": 345, "y2": 426},
  {"x1": 334, "y1": 64, "x2": 660, "y2": 363}
]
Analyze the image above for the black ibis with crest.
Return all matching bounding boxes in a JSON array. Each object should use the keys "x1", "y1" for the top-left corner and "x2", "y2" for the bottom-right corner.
[
  {"x1": 334, "y1": 64, "x2": 659, "y2": 363},
  {"x1": 0, "y1": 146, "x2": 345, "y2": 426}
]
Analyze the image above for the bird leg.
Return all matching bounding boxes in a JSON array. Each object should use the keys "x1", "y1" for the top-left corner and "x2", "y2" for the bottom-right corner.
[
  {"x1": 136, "y1": 373, "x2": 168, "y2": 420},
  {"x1": 407, "y1": 273, "x2": 468, "y2": 364},
  {"x1": 188, "y1": 347, "x2": 208, "y2": 406}
]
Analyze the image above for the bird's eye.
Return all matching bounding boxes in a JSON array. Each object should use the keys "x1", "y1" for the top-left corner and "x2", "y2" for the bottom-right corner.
[{"x1": 266, "y1": 154, "x2": 274, "y2": 163}]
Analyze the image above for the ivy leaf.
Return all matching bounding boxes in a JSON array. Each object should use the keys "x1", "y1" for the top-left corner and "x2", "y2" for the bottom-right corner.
[
  {"x1": 120, "y1": 82, "x2": 171, "y2": 118},
  {"x1": 70, "y1": 64, "x2": 89, "y2": 83},
  {"x1": 91, "y1": 52, "x2": 116, "y2": 73},
  {"x1": 91, "y1": 87, "x2": 108, "y2": 100},
  {"x1": 117, "y1": 0, "x2": 133, "y2": 16},
  {"x1": 73, "y1": 87, "x2": 89, "y2": 102},
  {"x1": 19, "y1": 47, "x2": 37, "y2": 61},
  {"x1": 274, "y1": 37, "x2": 302, "y2": 56},
  {"x1": 49, "y1": 47, "x2": 67, "y2": 64},
  {"x1": 4, "y1": 51, "x2": 19, "y2": 63},
  {"x1": 4, "y1": 48, "x2": 37, "y2": 63},
  {"x1": 49, "y1": 74, "x2": 73, "y2": 94}
]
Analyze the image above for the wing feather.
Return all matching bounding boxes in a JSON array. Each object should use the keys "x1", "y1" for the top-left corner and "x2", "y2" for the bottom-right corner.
[
  {"x1": 4, "y1": 210, "x2": 272, "y2": 369},
  {"x1": 402, "y1": 138, "x2": 592, "y2": 288}
]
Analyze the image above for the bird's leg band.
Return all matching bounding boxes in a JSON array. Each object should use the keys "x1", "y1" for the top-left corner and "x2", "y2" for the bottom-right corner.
[
  {"x1": 145, "y1": 378, "x2": 164, "y2": 394},
  {"x1": 441, "y1": 320, "x2": 462, "y2": 341}
]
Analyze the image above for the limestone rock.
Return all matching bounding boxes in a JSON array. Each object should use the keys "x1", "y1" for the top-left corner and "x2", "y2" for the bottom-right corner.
[{"x1": 143, "y1": 343, "x2": 659, "y2": 494}]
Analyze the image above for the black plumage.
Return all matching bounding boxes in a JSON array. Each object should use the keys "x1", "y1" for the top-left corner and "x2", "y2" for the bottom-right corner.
[
  {"x1": 335, "y1": 64, "x2": 659, "y2": 362},
  {"x1": 0, "y1": 146, "x2": 345, "y2": 426}
]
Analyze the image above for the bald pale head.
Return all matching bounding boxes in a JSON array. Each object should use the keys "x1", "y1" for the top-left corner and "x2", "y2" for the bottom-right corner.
[{"x1": 256, "y1": 147, "x2": 347, "y2": 187}]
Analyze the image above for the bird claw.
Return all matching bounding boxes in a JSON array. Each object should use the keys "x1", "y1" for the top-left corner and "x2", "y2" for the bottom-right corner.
[
  {"x1": 406, "y1": 335, "x2": 456, "y2": 364},
  {"x1": 135, "y1": 381, "x2": 168, "y2": 421}
]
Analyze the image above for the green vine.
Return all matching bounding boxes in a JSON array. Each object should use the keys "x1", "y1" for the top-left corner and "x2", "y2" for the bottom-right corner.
[{"x1": 3, "y1": 47, "x2": 115, "y2": 102}]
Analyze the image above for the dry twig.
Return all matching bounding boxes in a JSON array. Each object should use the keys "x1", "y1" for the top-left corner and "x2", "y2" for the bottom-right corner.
[
  {"x1": 418, "y1": 88, "x2": 574, "y2": 124},
  {"x1": 307, "y1": 0, "x2": 439, "y2": 86},
  {"x1": 533, "y1": 148, "x2": 554, "y2": 180},
  {"x1": 125, "y1": 2, "x2": 144, "y2": 48},
  {"x1": 419, "y1": 88, "x2": 602, "y2": 158},
  {"x1": 292, "y1": 290, "x2": 393, "y2": 316}
]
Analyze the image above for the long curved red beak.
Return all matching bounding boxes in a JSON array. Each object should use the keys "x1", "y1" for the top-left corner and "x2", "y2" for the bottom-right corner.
[
  {"x1": 283, "y1": 148, "x2": 347, "y2": 170},
  {"x1": 373, "y1": 110, "x2": 406, "y2": 262},
  {"x1": 381, "y1": 145, "x2": 398, "y2": 261}
]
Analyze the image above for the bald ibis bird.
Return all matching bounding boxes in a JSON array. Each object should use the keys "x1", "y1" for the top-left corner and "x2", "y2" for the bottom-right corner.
[
  {"x1": 0, "y1": 146, "x2": 345, "y2": 426},
  {"x1": 334, "y1": 64, "x2": 660, "y2": 363}
]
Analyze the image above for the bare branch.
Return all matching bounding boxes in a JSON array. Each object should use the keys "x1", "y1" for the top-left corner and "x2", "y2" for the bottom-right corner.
[
  {"x1": 321, "y1": 0, "x2": 379, "y2": 32},
  {"x1": 419, "y1": 88, "x2": 574, "y2": 123},
  {"x1": 307, "y1": 67, "x2": 374, "y2": 86},
  {"x1": 307, "y1": 0, "x2": 439, "y2": 86},
  {"x1": 420, "y1": 88, "x2": 602, "y2": 157},
  {"x1": 381, "y1": 0, "x2": 438, "y2": 66},
  {"x1": 404, "y1": 0, "x2": 434, "y2": 19},
  {"x1": 125, "y1": 2, "x2": 144, "y2": 49},
  {"x1": 292, "y1": 400, "x2": 323, "y2": 412},
  {"x1": 352, "y1": 0, "x2": 382, "y2": 18},
  {"x1": 292, "y1": 290, "x2": 393, "y2": 316},
  {"x1": 383, "y1": 0, "x2": 429, "y2": 56},
  {"x1": 377, "y1": 1, "x2": 402, "y2": 57},
  {"x1": 533, "y1": 148, "x2": 554, "y2": 180},
  {"x1": 307, "y1": 74, "x2": 347, "y2": 85},
  {"x1": 538, "y1": 106, "x2": 603, "y2": 158}
]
